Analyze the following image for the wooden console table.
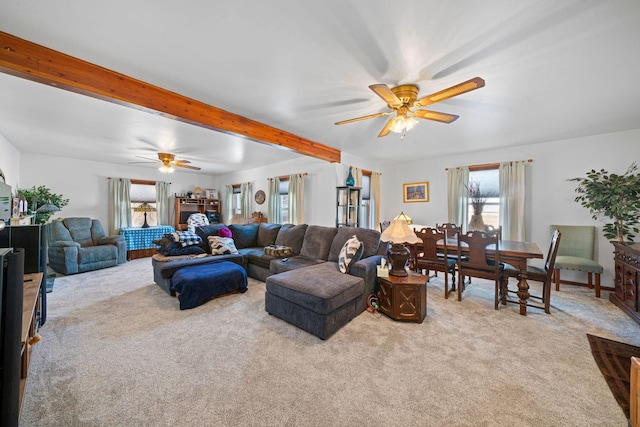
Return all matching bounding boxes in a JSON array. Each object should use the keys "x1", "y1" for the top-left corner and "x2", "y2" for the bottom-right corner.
[
  {"x1": 20, "y1": 272, "x2": 43, "y2": 414},
  {"x1": 378, "y1": 271, "x2": 427, "y2": 323},
  {"x1": 611, "y1": 242, "x2": 640, "y2": 325}
]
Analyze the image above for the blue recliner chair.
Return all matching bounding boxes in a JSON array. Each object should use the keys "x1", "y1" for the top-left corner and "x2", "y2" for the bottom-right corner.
[{"x1": 48, "y1": 217, "x2": 127, "y2": 275}]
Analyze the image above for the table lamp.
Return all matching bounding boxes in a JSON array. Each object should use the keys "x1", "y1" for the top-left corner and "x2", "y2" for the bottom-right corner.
[
  {"x1": 380, "y1": 219, "x2": 420, "y2": 276},
  {"x1": 134, "y1": 202, "x2": 156, "y2": 228}
]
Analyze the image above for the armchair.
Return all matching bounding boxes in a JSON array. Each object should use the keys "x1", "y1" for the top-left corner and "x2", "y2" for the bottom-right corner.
[{"x1": 48, "y1": 217, "x2": 126, "y2": 275}]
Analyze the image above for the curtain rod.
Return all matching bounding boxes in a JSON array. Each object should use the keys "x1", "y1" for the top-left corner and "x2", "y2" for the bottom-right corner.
[
  {"x1": 349, "y1": 166, "x2": 381, "y2": 176},
  {"x1": 445, "y1": 159, "x2": 533, "y2": 171},
  {"x1": 267, "y1": 172, "x2": 308, "y2": 181},
  {"x1": 107, "y1": 177, "x2": 171, "y2": 185}
]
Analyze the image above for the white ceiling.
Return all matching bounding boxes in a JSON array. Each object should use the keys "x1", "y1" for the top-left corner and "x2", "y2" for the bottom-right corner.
[{"x1": 1, "y1": 1, "x2": 639, "y2": 175}]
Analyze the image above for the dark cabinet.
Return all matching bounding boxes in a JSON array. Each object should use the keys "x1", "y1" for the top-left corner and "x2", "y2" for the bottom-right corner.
[
  {"x1": 336, "y1": 186, "x2": 361, "y2": 228},
  {"x1": 611, "y1": 242, "x2": 640, "y2": 324}
]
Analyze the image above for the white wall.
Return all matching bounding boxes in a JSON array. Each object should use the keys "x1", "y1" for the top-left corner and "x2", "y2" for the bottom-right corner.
[
  {"x1": 380, "y1": 128, "x2": 640, "y2": 284},
  {"x1": 0, "y1": 132, "x2": 21, "y2": 189},
  {"x1": 19, "y1": 152, "x2": 218, "y2": 229}
]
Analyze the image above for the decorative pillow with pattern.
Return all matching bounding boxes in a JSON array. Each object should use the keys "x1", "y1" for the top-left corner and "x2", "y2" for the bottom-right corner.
[
  {"x1": 173, "y1": 231, "x2": 202, "y2": 247},
  {"x1": 208, "y1": 236, "x2": 239, "y2": 255},
  {"x1": 338, "y1": 235, "x2": 364, "y2": 274}
]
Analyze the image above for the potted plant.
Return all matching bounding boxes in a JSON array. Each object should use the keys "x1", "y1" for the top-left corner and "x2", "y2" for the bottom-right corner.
[
  {"x1": 466, "y1": 180, "x2": 486, "y2": 231},
  {"x1": 569, "y1": 162, "x2": 640, "y2": 242},
  {"x1": 17, "y1": 185, "x2": 69, "y2": 224}
]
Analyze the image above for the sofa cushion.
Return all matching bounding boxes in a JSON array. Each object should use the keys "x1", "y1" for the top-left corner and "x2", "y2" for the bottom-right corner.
[
  {"x1": 270, "y1": 256, "x2": 325, "y2": 274},
  {"x1": 240, "y1": 247, "x2": 277, "y2": 269},
  {"x1": 256, "y1": 223, "x2": 282, "y2": 247},
  {"x1": 328, "y1": 227, "x2": 381, "y2": 262},
  {"x1": 275, "y1": 224, "x2": 308, "y2": 255},
  {"x1": 299, "y1": 225, "x2": 337, "y2": 260},
  {"x1": 208, "y1": 236, "x2": 239, "y2": 255},
  {"x1": 78, "y1": 245, "x2": 118, "y2": 264},
  {"x1": 229, "y1": 224, "x2": 259, "y2": 249},
  {"x1": 338, "y1": 235, "x2": 364, "y2": 273},
  {"x1": 265, "y1": 263, "x2": 364, "y2": 315}
]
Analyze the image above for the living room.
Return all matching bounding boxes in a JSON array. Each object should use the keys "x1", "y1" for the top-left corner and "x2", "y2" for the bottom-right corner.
[{"x1": 1, "y1": 1, "x2": 640, "y2": 426}]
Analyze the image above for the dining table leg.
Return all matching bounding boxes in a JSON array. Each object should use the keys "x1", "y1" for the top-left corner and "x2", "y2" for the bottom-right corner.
[{"x1": 515, "y1": 260, "x2": 530, "y2": 315}]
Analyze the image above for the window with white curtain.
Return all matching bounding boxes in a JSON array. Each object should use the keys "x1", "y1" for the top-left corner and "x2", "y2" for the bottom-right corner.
[
  {"x1": 232, "y1": 185, "x2": 241, "y2": 214},
  {"x1": 467, "y1": 168, "x2": 499, "y2": 228},
  {"x1": 279, "y1": 179, "x2": 289, "y2": 222},
  {"x1": 130, "y1": 183, "x2": 157, "y2": 227},
  {"x1": 360, "y1": 174, "x2": 371, "y2": 229}
]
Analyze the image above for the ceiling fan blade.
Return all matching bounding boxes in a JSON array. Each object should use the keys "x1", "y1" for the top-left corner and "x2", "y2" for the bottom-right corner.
[
  {"x1": 133, "y1": 155, "x2": 160, "y2": 162},
  {"x1": 377, "y1": 116, "x2": 395, "y2": 137},
  {"x1": 335, "y1": 111, "x2": 392, "y2": 125},
  {"x1": 369, "y1": 84, "x2": 403, "y2": 108},
  {"x1": 414, "y1": 77, "x2": 485, "y2": 107},
  {"x1": 175, "y1": 164, "x2": 201, "y2": 170},
  {"x1": 173, "y1": 159, "x2": 191, "y2": 164},
  {"x1": 412, "y1": 109, "x2": 459, "y2": 123}
]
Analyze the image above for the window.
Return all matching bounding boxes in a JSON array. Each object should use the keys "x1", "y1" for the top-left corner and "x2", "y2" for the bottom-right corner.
[
  {"x1": 361, "y1": 174, "x2": 371, "y2": 229},
  {"x1": 130, "y1": 182, "x2": 157, "y2": 227},
  {"x1": 232, "y1": 185, "x2": 241, "y2": 215},
  {"x1": 279, "y1": 179, "x2": 289, "y2": 223},
  {"x1": 467, "y1": 168, "x2": 499, "y2": 228}
]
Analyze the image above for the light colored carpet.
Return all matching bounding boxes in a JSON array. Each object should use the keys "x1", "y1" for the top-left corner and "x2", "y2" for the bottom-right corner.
[{"x1": 20, "y1": 258, "x2": 638, "y2": 426}]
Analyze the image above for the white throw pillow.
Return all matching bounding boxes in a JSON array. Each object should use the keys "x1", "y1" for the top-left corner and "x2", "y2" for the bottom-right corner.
[
  {"x1": 208, "y1": 236, "x2": 239, "y2": 255},
  {"x1": 338, "y1": 235, "x2": 363, "y2": 274}
]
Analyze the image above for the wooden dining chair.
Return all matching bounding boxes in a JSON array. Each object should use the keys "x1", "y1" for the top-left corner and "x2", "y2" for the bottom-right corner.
[
  {"x1": 484, "y1": 225, "x2": 502, "y2": 240},
  {"x1": 457, "y1": 231, "x2": 503, "y2": 309},
  {"x1": 501, "y1": 229, "x2": 561, "y2": 313},
  {"x1": 414, "y1": 227, "x2": 456, "y2": 299},
  {"x1": 436, "y1": 223, "x2": 462, "y2": 239},
  {"x1": 380, "y1": 221, "x2": 391, "y2": 233}
]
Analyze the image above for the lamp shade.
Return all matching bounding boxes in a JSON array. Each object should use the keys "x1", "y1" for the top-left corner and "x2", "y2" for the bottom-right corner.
[
  {"x1": 393, "y1": 211, "x2": 413, "y2": 224},
  {"x1": 380, "y1": 220, "x2": 419, "y2": 244},
  {"x1": 133, "y1": 202, "x2": 156, "y2": 213},
  {"x1": 35, "y1": 200, "x2": 61, "y2": 213}
]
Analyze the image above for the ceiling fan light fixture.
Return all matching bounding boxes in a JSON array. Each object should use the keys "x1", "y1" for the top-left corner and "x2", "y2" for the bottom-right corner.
[
  {"x1": 159, "y1": 163, "x2": 174, "y2": 173},
  {"x1": 390, "y1": 112, "x2": 418, "y2": 134}
]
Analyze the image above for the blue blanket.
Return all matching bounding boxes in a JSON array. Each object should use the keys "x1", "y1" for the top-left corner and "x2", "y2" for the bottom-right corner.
[{"x1": 170, "y1": 261, "x2": 247, "y2": 309}]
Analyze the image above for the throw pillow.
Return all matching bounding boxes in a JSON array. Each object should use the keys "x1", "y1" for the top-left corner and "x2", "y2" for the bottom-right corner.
[
  {"x1": 338, "y1": 235, "x2": 363, "y2": 274},
  {"x1": 208, "y1": 236, "x2": 239, "y2": 255},
  {"x1": 218, "y1": 227, "x2": 232, "y2": 238},
  {"x1": 163, "y1": 244, "x2": 206, "y2": 257},
  {"x1": 173, "y1": 231, "x2": 202, "y2": 247}
]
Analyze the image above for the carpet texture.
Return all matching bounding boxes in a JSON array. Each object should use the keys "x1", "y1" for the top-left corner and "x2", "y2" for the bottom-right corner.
[
  {"x1": 19, "y1": 258, "x2": 640, "y2": 426},
  {"x1": 587, "y1": 333, "x2": 640, "y2": 418}
]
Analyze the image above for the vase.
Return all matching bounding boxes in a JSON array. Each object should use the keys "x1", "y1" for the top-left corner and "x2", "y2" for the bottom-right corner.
[
  {"x1": 345, "y1": 167, "x2": 355, "y2": 187},
  {"x1": 469, "y1": 214, "x2": 485, "y2": 231}
]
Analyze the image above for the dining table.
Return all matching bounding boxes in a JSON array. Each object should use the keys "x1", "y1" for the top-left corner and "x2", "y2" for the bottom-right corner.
[{"x1": 410, "y1": 235, "x2": 544, "y2": 315}]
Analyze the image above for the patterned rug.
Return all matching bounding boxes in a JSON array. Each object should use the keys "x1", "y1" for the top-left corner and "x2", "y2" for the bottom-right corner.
[{"x1": 587, "y1": 333, "x2": 640, "y2": 418}]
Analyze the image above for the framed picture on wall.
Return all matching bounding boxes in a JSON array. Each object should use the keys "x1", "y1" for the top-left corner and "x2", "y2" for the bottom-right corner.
[{"x1": 403, "y1": 182, "x2": 429, "y2": 203}]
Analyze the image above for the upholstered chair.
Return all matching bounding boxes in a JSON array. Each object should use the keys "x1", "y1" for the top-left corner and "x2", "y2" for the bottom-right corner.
[
  {"x1": 48, "y1": 217, "x2": 126, "y2": 275},
  {"x1": 551, "y1": 225, "x2": 609, "y2": 297}
]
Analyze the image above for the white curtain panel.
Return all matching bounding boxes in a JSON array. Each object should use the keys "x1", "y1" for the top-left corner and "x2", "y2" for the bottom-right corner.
[
  {"x1": 352, "y1": 167, "x2": 363, "y2": 188},
  {"x1": 155, "y1": 181, "x2": 171, "y2": 226},
  {"x1": 108, "y1": 177, "x2": 131, "y2": 235},
  {"x1": 370, "y1": 172, "x2": 382, "y2": 230},
  {"x1": 447, "y1": 166, "x2": 469, "y2": 231},
  {"x1": 499, "y1": 161, "x2": 527, "y2": 241},
  {"x1": 288, "y1": 173, "x2": 305, "y2": 225},
  {"x1": 225, "y1": 185, "x2": 234, "y2": 224},
  {"x1": 240, "y1": 182, "x2": 252, "y2": 219},
  {"x1": 267, "y1": 177, "x2": 280, "y2": 224}
]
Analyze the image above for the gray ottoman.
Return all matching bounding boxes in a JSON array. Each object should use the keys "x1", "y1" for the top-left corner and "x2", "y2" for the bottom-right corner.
[{"x1": 265, "y1": 263, "x2": 364, "y2": 339}]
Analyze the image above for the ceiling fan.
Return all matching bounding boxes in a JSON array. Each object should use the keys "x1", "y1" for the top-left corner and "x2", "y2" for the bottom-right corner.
[
  {"x1": 335, "y1": 77, "x2": 485, "y2": 138},
  {"x1": 130, "y1": 152, "x2": 201, "y2": 173}
]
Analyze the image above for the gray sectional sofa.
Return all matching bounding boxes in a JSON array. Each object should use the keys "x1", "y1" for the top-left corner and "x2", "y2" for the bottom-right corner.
[{"x1": 152, "y1": 222, "x2": 386, "y2": 339}]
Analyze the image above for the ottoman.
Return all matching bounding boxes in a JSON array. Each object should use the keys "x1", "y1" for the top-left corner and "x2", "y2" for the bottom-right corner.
[
  {"x1": 171, "y1": 261, "x2": 247, "y2": 310},
  {"x1": 265, "y1": 263, "x2": 364, "y2": 339}
]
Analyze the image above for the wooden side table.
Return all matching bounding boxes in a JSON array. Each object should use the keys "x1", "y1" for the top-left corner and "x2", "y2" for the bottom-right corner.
[{"x1": 378, "y1": 271, "x2": 427, "y2": 323}]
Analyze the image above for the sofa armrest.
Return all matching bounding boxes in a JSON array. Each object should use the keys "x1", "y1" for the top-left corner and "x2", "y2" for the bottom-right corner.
[
  {"x1": 49, "y1": 240, "x2": 81, "y2": 248},
  {"x1": 98, "y1": 235, "x2": 125, "y2": 245},
  {"x1": 349, "y1": 255, "x2": 385, "y2": 301}
]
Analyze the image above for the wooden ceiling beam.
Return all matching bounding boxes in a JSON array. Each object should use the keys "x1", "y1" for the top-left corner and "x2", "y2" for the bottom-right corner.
[{"x1": 0, "y1": 31, "x2": 341, "y2": 164}]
